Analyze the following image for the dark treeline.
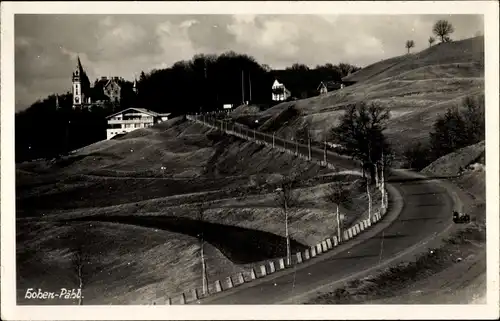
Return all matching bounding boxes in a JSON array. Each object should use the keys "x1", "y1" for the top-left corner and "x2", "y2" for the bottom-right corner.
[
  {"x1": 16, "y1": 51, "x2": 359, "y2": 162},
  {"x1": 136, "y1": 52, "x2": 359, "y2": 115}
]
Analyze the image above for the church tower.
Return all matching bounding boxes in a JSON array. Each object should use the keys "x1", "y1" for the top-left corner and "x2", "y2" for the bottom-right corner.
[{"x1": 72, "y1": 56, "x2": 86, "y2": 108}]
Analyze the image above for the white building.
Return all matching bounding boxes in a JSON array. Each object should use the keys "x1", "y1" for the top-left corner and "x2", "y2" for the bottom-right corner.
[
  {"x1": 106, "y1": 107, "x2": 171, "y2": 140},
  {"x1": 271, "y1": 79, "x2": 291, "y2": 102}
]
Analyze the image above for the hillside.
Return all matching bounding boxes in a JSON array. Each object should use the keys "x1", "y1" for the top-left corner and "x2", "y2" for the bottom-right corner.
[
  {"x1": 235, "y1": 36, "x2": 484, "y2": 152},
  {"x1": 16, "y1": 117, "x2": 378, "y2": 304},
  {"x1": 421, "y1": 140, "x2": 485, "y2": 177}
]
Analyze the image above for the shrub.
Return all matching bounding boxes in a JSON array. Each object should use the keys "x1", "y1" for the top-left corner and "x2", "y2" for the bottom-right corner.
[{"x1": 403, "y1": 142, "x2": 432, "y2": 170}]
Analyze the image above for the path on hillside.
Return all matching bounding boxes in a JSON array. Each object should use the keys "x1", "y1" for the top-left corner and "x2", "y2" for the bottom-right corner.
[{"x1": 188, "y1": 117, "x2": 460, "y2": 304}]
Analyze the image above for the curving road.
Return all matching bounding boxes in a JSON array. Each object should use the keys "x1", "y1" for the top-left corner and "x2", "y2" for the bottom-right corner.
[{"x1": 190, "y1": 118, "x2": 460, "y2": 305}]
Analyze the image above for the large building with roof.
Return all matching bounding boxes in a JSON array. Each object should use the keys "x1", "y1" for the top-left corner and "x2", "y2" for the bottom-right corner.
[
  {"x1": 105, "y1": 107, "x2": 171, "y2": 140},
  {"x1": 71, "y1": 56, "x2": 137, "y2": 109}
]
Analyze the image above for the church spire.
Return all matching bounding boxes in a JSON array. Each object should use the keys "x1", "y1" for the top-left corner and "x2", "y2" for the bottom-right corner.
[{"x1": 73, "y1": 55, "x2": 84, "y2": 79}]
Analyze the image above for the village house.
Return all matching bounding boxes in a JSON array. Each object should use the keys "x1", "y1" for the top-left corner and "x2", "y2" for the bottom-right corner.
[
  {"x1": 106, "y1": 107, "x2": 171, "y2": 140},
  {"x1": 271, "y1": 79, "x2": 291, "y2": 102},
  {"x1": 317, "y1": 80, "x2": 345, "y2": 95}
]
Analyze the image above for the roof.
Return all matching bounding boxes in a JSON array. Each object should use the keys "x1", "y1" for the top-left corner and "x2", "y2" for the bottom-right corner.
[
  {"x1": 317, "y1": 80, "x2": 342, "y2": 91},
  {"x1": 104, "y1": 77, "x2": 124, "y2": 89},
  {"x1": 106, "y1": 107, "x2": 170, "y2": 119}
]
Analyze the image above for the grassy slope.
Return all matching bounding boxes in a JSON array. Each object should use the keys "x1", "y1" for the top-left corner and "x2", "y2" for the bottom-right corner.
[
  {"x1": 308, "y1": 141, "x2": 486, "y2": 304},
  {"x1": 237, "y1": 36, "x2": 484, "y2": 151},
  {"x1": 16, "y1": 117, "x2": 376, "y2": 304}
]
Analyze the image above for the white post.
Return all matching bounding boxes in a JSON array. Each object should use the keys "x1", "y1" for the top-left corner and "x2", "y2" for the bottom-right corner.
[{"x1": 272, "y1": 133, "x2": 275, "y2": 148}]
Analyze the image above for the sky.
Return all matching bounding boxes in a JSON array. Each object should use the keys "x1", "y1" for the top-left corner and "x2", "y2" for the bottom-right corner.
[{"x1": 15, "y1": 14, "x2": 483, "y2": 112}]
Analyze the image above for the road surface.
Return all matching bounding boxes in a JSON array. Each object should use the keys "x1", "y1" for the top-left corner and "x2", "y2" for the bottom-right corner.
[{"x1": 191, "y1": 118, "x2": 459, "y2": 304}]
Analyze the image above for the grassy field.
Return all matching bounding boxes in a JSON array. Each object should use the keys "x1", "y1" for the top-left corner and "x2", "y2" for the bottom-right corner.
[
  {"x1": 16, "y1": 117, "x2": 377, "y2": 304},
  {"x1": 232, "y1": 36, "x2": 484, "y2": 154}
]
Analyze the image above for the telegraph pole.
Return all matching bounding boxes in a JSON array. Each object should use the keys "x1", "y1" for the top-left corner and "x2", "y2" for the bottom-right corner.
[
  {"x1": 249, "y1": 73, "x2": 252, "y2": 103},
  {"x1": 241, "y1": 70, "x2": 245, "y2": 105},
  {"x1": 381, "y1": 150, "x2": 386, "y2": 208}
]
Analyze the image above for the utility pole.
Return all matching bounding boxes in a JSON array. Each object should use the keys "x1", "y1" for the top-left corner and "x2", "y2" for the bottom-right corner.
[
  {"x1": 241, "y1": 70, "x2": 245, "y2": 105},
  {"x1": 204, "y1": 62, "x2": 208, "y2": 113},
  {"x1": 249, "y1": 73, "x2": 252, "y2": 103},
  {"x1": 295, "y1": 140, "x2": 298, "y2": 156},
  {"x1": 381, "y1": 150, "x2": 386, "y2": 208},
  {"x1": 273, "y1": 132, "x2": 275, "y2": 148}
]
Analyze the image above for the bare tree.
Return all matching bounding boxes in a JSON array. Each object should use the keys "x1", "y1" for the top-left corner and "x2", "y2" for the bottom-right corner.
[
  {"x1": 331, "y1": 102, "x2": 391, "y2": 184},
  {"x1": 433, "y1": 20, "x2": 454, "y2": 43},
  {"x1": 428, "y1": 36, "x2": 436, "y2": 47},
  {"x1": 71, "y1": 244, "x2": 86, "y2": 305},
  {"x1": 274, "y1": 170, "x2": 302, "y2": 265},
  {"x1": 405, "y1": 40, "x2": 415, "y2": 54},
  {"x1": 196, "y1": 202, "x2": 211, "y2": 295},
  {"x1": 326, "y1": 183, "x2": 351, "y2": 241},
  {"x1": 67, "y1": 225, "x2": 92, "y2": 305}
]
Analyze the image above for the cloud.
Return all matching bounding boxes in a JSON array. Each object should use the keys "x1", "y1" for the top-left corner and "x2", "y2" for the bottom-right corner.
[{"x1": 14, "y1": 14, "x2": 484, "y2": 112}]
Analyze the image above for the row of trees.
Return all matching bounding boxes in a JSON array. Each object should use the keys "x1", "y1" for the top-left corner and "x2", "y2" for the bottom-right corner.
[
  {"x1": 16, "y1": 52, "x2": 359, "y2": 162},
  {"x1": 405, "y1": 19, "x2": 455, "y2": 54},
  {"x1": 136, "y1": 53, "x2": 359, "y2": 116}
]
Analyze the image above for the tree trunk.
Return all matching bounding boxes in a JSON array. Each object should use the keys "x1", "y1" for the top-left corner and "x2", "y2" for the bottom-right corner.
[
  {"x1": 370, "y1": 163, "x2": 377, "y2": 185},
  {"x1": 336, "y1": 205, "x2": 341, "y2": 242},
  {"x1": 201, "y1": 239, "x2": 208, "y2": 295},
  {"x1": 367, "y1": 182, "x2": 372, "y2": 221},
  {"x1": 308, "y1": 138, "x2": 311, "y2": 160},
  {"x1": 284, "y1": 199, "x2": 291, "y2": 266},
  {"x1": 77, "y1": 264, "x2": 83, "y2": 305}
]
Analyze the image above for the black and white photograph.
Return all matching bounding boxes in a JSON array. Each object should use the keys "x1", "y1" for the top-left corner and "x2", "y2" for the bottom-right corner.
[{"x1": 1, "y1": 1, "x2": 499, "y2": 320}]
